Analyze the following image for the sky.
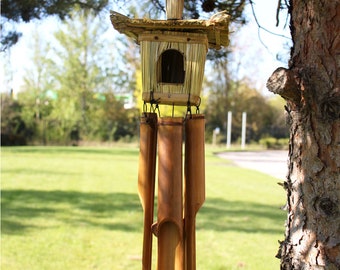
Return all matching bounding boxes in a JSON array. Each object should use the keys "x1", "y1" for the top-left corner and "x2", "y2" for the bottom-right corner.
[
  {"x1": 0, "y1": 0, "x2": 291, "y2": 96},
  {"x1": 231, "y1": 1, "x2": 291, "y2": 94}
]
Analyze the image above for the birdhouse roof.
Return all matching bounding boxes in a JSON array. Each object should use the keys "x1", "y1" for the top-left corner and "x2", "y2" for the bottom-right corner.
[{"x1": 110, "y1": 11, "x2": 230, "y2": 49}]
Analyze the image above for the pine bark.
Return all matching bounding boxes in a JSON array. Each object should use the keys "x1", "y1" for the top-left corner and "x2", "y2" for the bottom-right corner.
[{"x1": 267, "y1": 0, "x2": 340, "y2": 269}]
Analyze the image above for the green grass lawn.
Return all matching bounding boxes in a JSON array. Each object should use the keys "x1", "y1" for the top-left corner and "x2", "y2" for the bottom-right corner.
[{"x1": 1, "y1": 146, "x2": 286, "y2": 270}]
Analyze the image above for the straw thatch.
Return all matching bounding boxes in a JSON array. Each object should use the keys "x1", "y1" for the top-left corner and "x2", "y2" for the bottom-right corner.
[
  {"x1": 140, "y1": 31, "x2": 207, "y2": 106},
  {"x1": 110, "y1": 11, "x2": 230, "y2": 49}
]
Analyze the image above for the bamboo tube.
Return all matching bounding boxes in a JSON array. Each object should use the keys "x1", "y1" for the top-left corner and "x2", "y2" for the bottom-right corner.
[
  {"x1": 184, "y1": 114, "x2": 205, "y2": 270},
  {"x1": 157, "y1": 117, "x2": 184, "y2": 270},
  {"x1": 138, "y1": 113, "x2": 158, "y2": 270}
]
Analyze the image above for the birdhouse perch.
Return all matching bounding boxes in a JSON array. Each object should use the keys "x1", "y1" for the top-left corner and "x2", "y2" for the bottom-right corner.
[{"x1": 110, "y1": 4, "x2": 230, "y2": 107}]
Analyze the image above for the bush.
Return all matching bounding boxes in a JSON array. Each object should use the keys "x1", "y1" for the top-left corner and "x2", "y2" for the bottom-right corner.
[
  {"x1": 1, "y1": 94, "x2": 31, "y2": 146},
  {"x1": 259, "y1": 136, "x2": 289, "y2": 150}
]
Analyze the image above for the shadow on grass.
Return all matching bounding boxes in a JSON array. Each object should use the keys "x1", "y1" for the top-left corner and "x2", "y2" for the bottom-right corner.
[
  {"x1": 199, "y1": 198, "x2": 285, "y2": 234},
  {"x1": 2, "y1": 146, "x2": 139, "y2": 157},
  {"x1": 2, "y1": 168, "x2": 78, "y2": 176},
  {"x1": 1, "y1": 190, "x2": 142, "y2": 235},
  {"x1": 2, "y1": 189, "x2": 285, "y2": 236}
]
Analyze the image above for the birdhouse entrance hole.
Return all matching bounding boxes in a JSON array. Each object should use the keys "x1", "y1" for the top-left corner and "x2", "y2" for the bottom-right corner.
[{"x1": 158, "y1": 49, "x2": 185, "y2": 84}]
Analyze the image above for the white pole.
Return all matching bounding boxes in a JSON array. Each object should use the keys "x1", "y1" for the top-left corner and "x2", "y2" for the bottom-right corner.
[
  {"x1": 241, "y1": 112, "x2": 246, "y2": 149},
  {"x1": 213, "y1": 127, "x2": 220, "y2": 146},
  {"x1": 212, "y1": 130, "x2": 216, "y2": 146},
  {"x1": 226, "y1": 111, "x2": 232, "y2": 149}
]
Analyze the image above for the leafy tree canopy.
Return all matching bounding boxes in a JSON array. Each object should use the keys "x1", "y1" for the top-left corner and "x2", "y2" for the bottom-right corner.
[
  {"x1": 1, "y1": 0, "x2": 108, "y2": 22},
  {"x1": 0, "y1": 0, "x2": 108, "y2": 49}
]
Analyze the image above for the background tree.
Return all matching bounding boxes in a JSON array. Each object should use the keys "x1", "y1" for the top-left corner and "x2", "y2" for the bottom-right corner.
[
  {"x1": 50, "y1": 7, "x2": 113, "y2": 142},
  {"x1": 96, "y1": 92, "x2": 138, "y2": 141},
  {"x1": 267, "y1": 96, "x2": 289, "y2": 140},
  {"x1": 267, "y1": 0, "x2": 340, "y2": 268},
  {"x1": 18, "y1": 29, "x2": 55, "y2": 145},
  {"x1": 204, "y1": 56, "x2": 287, "y2": 145}
]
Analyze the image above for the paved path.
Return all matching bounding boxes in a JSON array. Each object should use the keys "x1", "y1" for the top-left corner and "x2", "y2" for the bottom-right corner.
[{"x1": 217, "y1": 150, "x2": 288, "y2": 180}]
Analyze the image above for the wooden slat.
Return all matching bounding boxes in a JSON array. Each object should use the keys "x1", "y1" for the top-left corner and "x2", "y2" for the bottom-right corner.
[
  {"x1": 139, "y1": 32, "x2": 208, "y2": 48},
  {"x1": 142, "y1": 92, "x2": 201, "y2": 106}
]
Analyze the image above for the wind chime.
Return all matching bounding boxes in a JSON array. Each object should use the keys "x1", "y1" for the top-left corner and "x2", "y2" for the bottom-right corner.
[{"x1": 111, "y1": 1, "x2": 229, "y2": 269}]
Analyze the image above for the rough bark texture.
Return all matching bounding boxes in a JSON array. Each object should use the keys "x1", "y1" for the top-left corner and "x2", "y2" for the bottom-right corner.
[{"x1": 268, "y1": 0, "x2": 340, "y2": 269}]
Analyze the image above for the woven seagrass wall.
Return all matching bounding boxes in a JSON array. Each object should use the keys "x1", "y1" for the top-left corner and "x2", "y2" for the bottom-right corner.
[{"x1": 140, "y1": 31, "x2": 208, "y2": 106}]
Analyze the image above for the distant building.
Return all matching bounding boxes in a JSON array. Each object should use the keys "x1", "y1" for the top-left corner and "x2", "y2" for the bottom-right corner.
[{"x1": 116, "y1": 93, "x2": 135, "y2": 109}]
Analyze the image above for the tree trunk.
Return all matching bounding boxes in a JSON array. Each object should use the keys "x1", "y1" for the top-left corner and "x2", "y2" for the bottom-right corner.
[{"x1": 267, "y1": 0, "x2": 340, "y2": 269}]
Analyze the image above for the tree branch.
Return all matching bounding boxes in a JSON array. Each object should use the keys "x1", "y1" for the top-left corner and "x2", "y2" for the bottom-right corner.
[
  {"x1": 248, "y1": 0, "x2": 291, "y2": 40},
  {"x1": 266, "y1": 67, "x2": 301, "y2": 104}
]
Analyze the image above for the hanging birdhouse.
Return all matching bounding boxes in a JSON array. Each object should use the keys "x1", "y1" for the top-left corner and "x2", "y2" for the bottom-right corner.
[
  {"x1": 110, "y1": 3, "x2": 229, "y2": 107},
  {"x1": 139, "y1": 30, "x2": 208, "y2": 106}
]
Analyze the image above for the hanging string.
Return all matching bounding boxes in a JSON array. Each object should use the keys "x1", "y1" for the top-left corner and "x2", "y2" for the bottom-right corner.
[
  {"x1": 143, "y1": 101, "x2": 147, "y2": 114},
  {"x1": 149, "y1": 90, "x2": 161, "y2": 117},
  {"x1": 149, "y1": 91, "x2": 155, "y2": 105},
  {"x1": 186, "y1": 104, "x2": 192, "y2": 118},
  {"x1": 186, "y1": 92, "x2": 192, "y2": 119},
  {"x1": 155, "y1": 104, "x2": 161, "y2": 117},
  {"x1": 196, "y1": 97, "x2": 201, "y2": 114}
]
